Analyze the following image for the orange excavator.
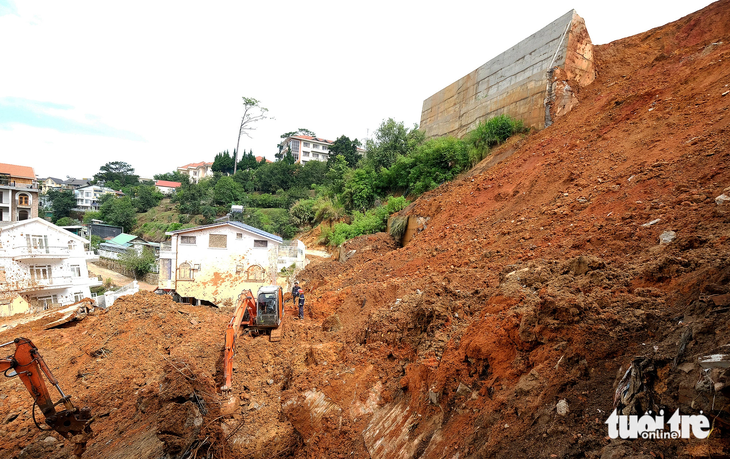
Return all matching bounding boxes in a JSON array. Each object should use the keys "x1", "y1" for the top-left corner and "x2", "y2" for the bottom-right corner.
[
  {"x1": 1, "y1": 337, "x2": 93, "y2": 457},
  {"x1": 221, "y1": 286, "x2": 283, "y2": 396}
]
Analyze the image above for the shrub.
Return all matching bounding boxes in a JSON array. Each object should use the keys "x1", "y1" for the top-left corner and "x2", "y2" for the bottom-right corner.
[
  {"x1": 466, "y1": 114, "x2": 525, "y2": 164},
  {"x1": 290, "y1": 199, "x2": 316, "y2": 226}
]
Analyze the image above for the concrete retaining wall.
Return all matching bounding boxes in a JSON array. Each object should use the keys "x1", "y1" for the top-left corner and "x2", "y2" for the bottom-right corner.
[{"x1": 420, "y1": 10, "x2": 595, "y2": 139}]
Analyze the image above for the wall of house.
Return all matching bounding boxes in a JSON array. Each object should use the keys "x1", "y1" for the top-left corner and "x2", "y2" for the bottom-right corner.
[
  {"x1": 419, "y1": 10, "x2": 595, "y2": 139},
  {"x1": 159, "y1": 225, "x2": 281, "y2": 306},
  {"x1": 0, "y1": 295, "x2": 31, "y2": 317}
]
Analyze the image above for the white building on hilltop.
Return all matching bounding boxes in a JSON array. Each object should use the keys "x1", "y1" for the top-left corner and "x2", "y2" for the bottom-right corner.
[
  {"x1": 0, "y1": 218, "x2": 101, "y2": 316},
  {"x1": 279, "y1": 135, "x2": 366, "y2": 165}
]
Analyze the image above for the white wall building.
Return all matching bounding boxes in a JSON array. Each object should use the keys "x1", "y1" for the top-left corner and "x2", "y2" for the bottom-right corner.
[
  {"x1": 177, "y1": 162, "x2": 213, "y2": 184},
  {"x1": 0, "y1": 218, "x2": 102, "y2": 316},
  {"x1": 155, "y1": 180, "x2": 182, "y2": 195},
  {"x1": 74, "y1": 185, "x2": 117, "y2": 212},
  {"x1": 158, "y1": 221, "x2": 305, "y2": 305},
  {"x1": 279, "y1": 135, "x2": 364, "y2": 165}
]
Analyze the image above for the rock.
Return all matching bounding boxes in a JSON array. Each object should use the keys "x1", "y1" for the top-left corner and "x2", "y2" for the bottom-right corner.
[
  {"x1": 3, "y1": 413, "x2": 19, "y2": 424},
  {"x1": 42, "y1": 436, "x2": 57, "y2": 444},
  {"x1": 267, "y1": 379, "x2": 274, "y2": 385},
  {"x1": 716, "y1": 194, "x2": 730, "y2": 205},
  {"x1": 642, "y1": 218, "x2": 661, "y2": 227},
  {"x1": 248, "y1": 401, "x2": 260, "y2": 411},
  {"x1": 428, "y1": 391, "x2": 439, "y2": 405},
  {"x1": 556, "y1": 399, "x2": 569, "y2": 416},
  {"x1": 515, "y1": 369, "x2": 542, "y2": 396},
  {"x1": 321, "y1": 315, "x2": 343, "y2": 332},
  {"x1": 659, "y1": 230, "x2": 676, "y2": 244}
]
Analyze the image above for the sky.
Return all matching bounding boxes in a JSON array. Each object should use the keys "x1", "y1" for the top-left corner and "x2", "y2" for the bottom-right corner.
[{"x1": 0, "y1": 0, "x2": 717, "y2": 180}]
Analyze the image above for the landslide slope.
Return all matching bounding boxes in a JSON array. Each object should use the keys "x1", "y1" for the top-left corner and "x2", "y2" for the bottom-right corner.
[{"x1": 290, "y1": 2, "x2": 730, "y2": 458}]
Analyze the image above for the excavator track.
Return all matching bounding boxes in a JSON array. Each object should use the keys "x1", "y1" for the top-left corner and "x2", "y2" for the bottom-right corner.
[{"x1": 269, "y1": 320, "x2": 283, "y2": 342}]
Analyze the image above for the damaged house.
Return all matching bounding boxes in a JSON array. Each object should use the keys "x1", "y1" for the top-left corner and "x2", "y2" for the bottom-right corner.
[
  {"x1": 157, "y1": 221, "x2": 304, "y2": 306},
  {"x1": 0, "y1": 218, "x2": 101, "y2": 316}
]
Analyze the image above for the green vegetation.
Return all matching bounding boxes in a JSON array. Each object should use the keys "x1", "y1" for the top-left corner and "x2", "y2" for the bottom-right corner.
[
  {"x1": 119, "y1": 247, "x2": 157, "y2": 279},
  {"x1": 95, "y1": 114, "x2": 524, "y2": 247}
]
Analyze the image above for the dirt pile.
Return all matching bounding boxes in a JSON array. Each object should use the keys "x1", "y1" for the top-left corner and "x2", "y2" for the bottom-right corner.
[{"x1": 1, "y1": 1, "x2": 730, "y2": 458}]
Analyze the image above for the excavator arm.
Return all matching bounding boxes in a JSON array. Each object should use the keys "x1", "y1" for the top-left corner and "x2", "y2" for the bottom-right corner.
[
  {"x1": 1, "y1": 338, "x2": 93, "y2": 456},
  {"x1": 221, "y1": 290, "x2": 256, "y2": 395}
]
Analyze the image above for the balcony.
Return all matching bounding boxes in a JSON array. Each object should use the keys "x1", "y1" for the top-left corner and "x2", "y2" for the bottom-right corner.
[
  {"x1": 9, "y1": 246, "x2": 98, "y2": 261},
  {"x1": 0, "y1": 179, "x2": 38, "y2": 190}
]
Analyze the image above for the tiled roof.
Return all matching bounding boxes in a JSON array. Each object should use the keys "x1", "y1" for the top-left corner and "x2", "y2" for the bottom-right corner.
[
  {"x1": 177, "y1": 161, "x2": 213, "y2": 169},
  {"x1": 0, "y1": 163, "x2": 35, "y2": 179},
  {"x1": 109, "y1": 233, "x2": 138, "y2": 245},
  {"x1": 255, "y1": 156, "x2": 273, "y2": 163},
  {"x1": 155, "y1": 180, "x2": 182, "y2": 187}
]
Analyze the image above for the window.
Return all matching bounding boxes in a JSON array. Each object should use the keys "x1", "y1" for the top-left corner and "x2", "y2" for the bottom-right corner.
[
  {"x1": 312, "y1": 154, "x2": 318, "y2": 160},
  {"x1": 178, "y1": 263, "x2": 192, "y2": 280},
  {"x1": 303, "y1": 142, "x2": 311, "y2": 148},
  {"x1": 30, "y1": 265, "x2": 51, "y2": 280},
  {"x1": 253, "y1": 240, "x2": 268, "y2": 248},
  {"x1": 303, "y1": 151, "x2": 310, "y2": 157},
  {"x1": 68, "y1": 240, "x2": 76, "y2": 251},
  {"x1": 18, "y1": 194, "x2": 29, "y2": 206},
  {"x1": 27, "y1": 235, "x2": 48, "y2": 252},
  {"x1": 181, "y1": 236, "x2": 196, "y2": 245},
  {"x1": 236, "y1": 233, "x2": 242, "y2": 240},
  {"x1": 209, "y1": 234, "x2": 227, "y2": 248},
  {"x1": 70, "y1": 265, "x2": 81, "y2": 277},
  {"x1": 290, "y1": 139, "x2": 300, "y2": 152},
  {"x1": 73, "y1": 292, "x2": 83, "y2": 302},
  {"x1": 236, "y1": 264, "x2": 244, "y2": 274},
  {"x1": 35, "y1": 295, "x2": 58, "y2": 309},
  {"x1": 85, "y1": 192, "x2": 91, "y2": 197},
  {"x1": 322, "y1": 146, "x2": 328, "y2": 152},
  {"x1": 313, "y1": 144, "x2": 320, "y2": 150}
]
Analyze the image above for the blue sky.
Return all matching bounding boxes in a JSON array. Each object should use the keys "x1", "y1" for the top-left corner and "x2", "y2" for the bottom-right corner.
[{"x1": 0, "y1": 0, "x2": 716, "y2": 179}]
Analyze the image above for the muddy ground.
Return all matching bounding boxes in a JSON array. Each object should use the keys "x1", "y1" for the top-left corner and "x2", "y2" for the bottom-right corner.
[{"x1": 1, "y1": 1, "x2": 730, "y2": 458}]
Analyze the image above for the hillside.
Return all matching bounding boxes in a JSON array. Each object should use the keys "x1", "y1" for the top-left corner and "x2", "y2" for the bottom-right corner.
[{"x1": 1, "y1": 2, "x2": 729, "y2": 458}]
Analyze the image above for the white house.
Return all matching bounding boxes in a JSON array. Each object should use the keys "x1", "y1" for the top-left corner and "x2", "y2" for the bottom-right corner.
[
  {"x1": 176, "y1": 162, "x2": 213, "y2": 184},
  {"x1": 155, "y1": 180, "x2": 182, "y2": 195},
  {"x1": 157, "y1": 221, "x2": 305, "y2": 306},
  {"x1": 74, "y1": 185, "x2": 117, "y2": 212},
  {"x1": 0, "y1": 218, "x2": 102, "y2": 316}
]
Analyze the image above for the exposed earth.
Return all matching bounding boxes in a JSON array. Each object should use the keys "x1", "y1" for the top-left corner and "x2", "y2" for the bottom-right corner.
[{"x1": 1, "y1": 2, "x2": 730, "y2": 458}]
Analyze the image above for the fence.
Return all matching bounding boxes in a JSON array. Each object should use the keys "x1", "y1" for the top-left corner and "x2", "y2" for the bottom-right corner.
[{"x1": 97, "y1": 280, "x2": 139, "y2": 308}]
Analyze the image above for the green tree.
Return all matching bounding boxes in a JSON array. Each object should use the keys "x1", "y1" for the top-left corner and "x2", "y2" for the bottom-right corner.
[
  {"x1": 93, "y1": 161, "x2": 139, "y2": 188},
  {"x1": 132, "y1": 185, "x2": 164, "y2": 213},
  {"x1": 234, "y1": 97, "x2": 271, "y2": 174},
  {"x1": 213, "y1": 176, "x2": 242, "y2": 205},
  {"x1": 154, "y1": 170, "x2": 189, "y2": 184},
  {"x1": 55, "y1": 216, "x2": 80, "y2": 226},
  {"x1": 119, "y1": 247, "x2": 156, "y2": 279},
  {"x1": 48, "y1": 190, "x2": 77, "y2": 223},
  {"x1": 99, "y1": 196, "x2": 137, "y2": 232},
  {"x1": 364, "y1": 119, "x2": 423, "y2": 170},
  {"x1": 212, "y1": 150, "x2": 235, "y2": 175},
  {"x1": 236, "y1": 149, "x2": 260, "y2": 171},
  {"x1": 327, "y1": 135, "x2": 362, "y2": 168}
]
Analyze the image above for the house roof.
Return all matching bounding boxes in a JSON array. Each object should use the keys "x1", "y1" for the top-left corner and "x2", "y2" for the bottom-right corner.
[
  {"x1": 108, "y1": 233, "x2": 139, "y2": 246},
  {"x1": 64, "y1": 178, "x2": 91, "y2": 186},
  {"x1": 254, "y1": 156, "x2": 273, "y2": 163},
  {"x1": 168, "y1": 221, "x2": 283, "y2": 243},
  {"x1": 155, "y1": 180, "x2": 182, "y2": 188},
  {"x1": 0, "y1": 218, "x2": 89, "y2": 243},
  {"x1": 40, "y1": 177, "x2": 65, "y2": 183},
  {"x1": 177, "y1": 161, "x2": 213, "y2": 170},
  {"x1": 0, "y1": 163, "x2": 35, "y2": 180}
]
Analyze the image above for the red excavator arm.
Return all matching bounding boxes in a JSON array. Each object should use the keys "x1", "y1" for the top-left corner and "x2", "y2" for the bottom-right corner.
[
  {"x1": 221, "y1": 289, "x2": 256, "y2": 395},
  {"x1": 0, "y1": 337, "x2": 93, "y2": 456}
]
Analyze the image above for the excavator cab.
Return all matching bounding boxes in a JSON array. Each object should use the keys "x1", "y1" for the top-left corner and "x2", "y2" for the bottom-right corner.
[{"x1": 255, "y1": 286, "x2": 283, "y2": 328}]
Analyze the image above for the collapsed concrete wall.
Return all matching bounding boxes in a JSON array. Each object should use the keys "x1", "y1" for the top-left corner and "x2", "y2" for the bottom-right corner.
[{"x1": 420, "y1": 10, "x2": 595, "y2": 138}]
